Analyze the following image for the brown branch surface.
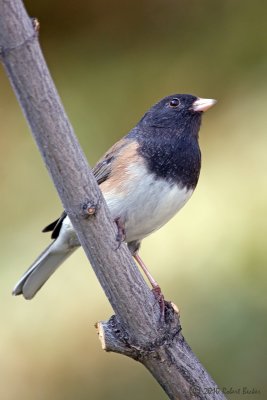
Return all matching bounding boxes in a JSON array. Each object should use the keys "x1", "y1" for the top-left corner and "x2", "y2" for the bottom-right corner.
[{"x1": 0, "y1": 1, "x2": 226, "y2": 399}]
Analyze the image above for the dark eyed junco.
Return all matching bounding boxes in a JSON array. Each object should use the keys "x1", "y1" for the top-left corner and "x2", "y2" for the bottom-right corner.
[{"x1": 13, "y1": 94, "x2": 216, "y2": 300}]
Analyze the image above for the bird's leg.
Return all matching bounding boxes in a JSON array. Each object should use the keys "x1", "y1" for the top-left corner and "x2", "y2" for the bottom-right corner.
[
  {"x1": 133, "y1": 253, "x2": 159, "y2": 289},
  {"x1": 115, "y1": 227, "x2": 165, "y2": 316},
  {"x1": 133, "y1": 252, "x2": 165, "y2": 315},
  {"x1": 114, "y1": 217, "x2": 126, "y2": 248}
]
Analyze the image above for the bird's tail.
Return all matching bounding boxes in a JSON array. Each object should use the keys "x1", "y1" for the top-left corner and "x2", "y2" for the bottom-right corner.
[{"x1": 12, "y1": 240, "x2": 78, "y2": 300}]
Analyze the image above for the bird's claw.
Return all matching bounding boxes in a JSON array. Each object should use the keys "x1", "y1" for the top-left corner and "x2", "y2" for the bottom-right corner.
[
  {"x1": 115, "y1": 217, "x2": 126, "y2": 249},
  {"x1": 152, "y1": 285, "x2": 166, "y2": 321}
]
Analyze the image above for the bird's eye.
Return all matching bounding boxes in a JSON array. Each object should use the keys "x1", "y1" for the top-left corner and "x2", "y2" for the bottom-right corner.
[{"x1": 169, "y1": 98, "x2": 180, "y2": 107}]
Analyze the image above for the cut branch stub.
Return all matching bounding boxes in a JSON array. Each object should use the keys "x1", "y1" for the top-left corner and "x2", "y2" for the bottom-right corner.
[{"x1": 96, "y1": 301, "x2": 181, "y2": 359}]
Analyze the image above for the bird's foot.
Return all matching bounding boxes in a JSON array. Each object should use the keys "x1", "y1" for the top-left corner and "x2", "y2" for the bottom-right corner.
[
  {"x1": 115, "y1": 217, "x2": 126, "y2": 249},
  {"x1": 152, "y1": 285, "x2": 166, "y2": 321}
]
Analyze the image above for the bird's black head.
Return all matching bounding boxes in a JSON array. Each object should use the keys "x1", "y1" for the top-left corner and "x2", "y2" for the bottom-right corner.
[
  {"x1": 127, "y1": 94, "x2": 216, "y2": 188},
  {"x1": 137, "y1": 94, "x2": 216, "y2": 138}
]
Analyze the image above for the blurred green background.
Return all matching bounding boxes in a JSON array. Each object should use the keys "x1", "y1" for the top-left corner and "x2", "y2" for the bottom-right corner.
[{"x1": 1, "y1": 0, "x2": 267, "y2": 399}]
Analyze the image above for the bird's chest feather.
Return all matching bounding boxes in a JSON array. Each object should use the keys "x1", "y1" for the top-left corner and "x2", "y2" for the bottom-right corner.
[
  {"x1": 102, "y1": 163, "x2": 193, "y2": 242},
  {"x1": 137, "y1": 133, "x2": 201, "y2": 189}
]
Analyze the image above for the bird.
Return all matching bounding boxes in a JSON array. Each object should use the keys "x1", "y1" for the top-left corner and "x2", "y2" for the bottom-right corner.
[{"x1": 13, "y1": 94, "x2": 216, "y2": 300}]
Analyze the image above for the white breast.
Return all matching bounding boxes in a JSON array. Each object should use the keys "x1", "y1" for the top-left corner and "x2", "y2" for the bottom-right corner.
[{"x1": 103, "y1": 163, "x2": 193, "y2": 243}]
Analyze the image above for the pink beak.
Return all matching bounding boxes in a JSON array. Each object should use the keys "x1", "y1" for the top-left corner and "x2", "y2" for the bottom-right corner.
[{"x1": 192, "y1": 97, "x2": 217, "y2": 112}]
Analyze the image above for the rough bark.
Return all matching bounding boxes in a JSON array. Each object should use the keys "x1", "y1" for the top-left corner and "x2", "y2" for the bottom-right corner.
[{"x1": 0, "y1": 1, "x2": 226, "y2": 399}]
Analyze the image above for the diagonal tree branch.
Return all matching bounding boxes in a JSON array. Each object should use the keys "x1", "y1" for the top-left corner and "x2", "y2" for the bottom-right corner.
[{"x1": 0, "y1": 1, "x2": 226, "y2": 399}]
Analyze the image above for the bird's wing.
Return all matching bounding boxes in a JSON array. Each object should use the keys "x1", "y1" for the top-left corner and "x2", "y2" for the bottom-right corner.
[
  {"x1": 92, "y1": 138, "x2": 130, "y2": 184},
  {"x1": 42, "y1": 138, "x2": 131, "y2": 239}
]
